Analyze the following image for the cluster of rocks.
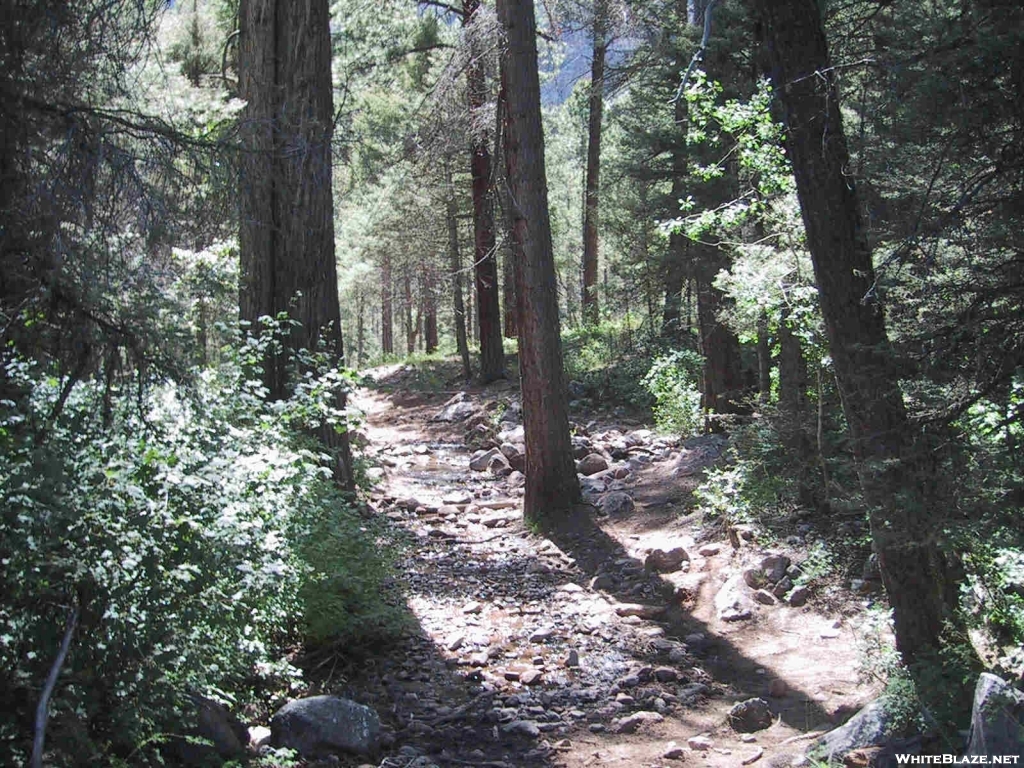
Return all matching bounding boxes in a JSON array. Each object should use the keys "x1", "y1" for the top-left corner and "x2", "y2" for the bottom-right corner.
[{"x1": 716, "y1": 553, "x2": 809, "y2": 622}]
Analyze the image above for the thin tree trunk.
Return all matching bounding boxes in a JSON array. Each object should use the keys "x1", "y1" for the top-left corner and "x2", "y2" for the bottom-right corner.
[
  {"x1": 498, "y1": 0, "x2": 581, "y2": 523},
  {"x1": 381, "y1": 252, "x2": 393, "y2": 355},
  {"x1": 695, "y1": 243, "x2": 744, "y2": 422},
  {"x1": 755, "y1": 0, "x2": 965, "y2": 666},
  {"x1": 445, "y1": 163, "x2": 473, "y2": 379},
  {"x1": 404, "y1": 268, "x2": 415, "y2": 355},
  {"x1": 581, "y1": 0, "x2": 608, "y2": 326},
  {"x1": 756, "y1": 311, "x2": 771, "y2": 404},
  {"x1": 465, "y1": 0, "x2": 506, "y2": 382},
  {"x1": 356, "y1": 289, "x2": 365, "y2": 366}
]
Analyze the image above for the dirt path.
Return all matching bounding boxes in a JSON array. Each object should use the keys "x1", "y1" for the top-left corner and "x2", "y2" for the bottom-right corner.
[{"x1": 337, "y1": 366, "x2": 881, "y2": 768}]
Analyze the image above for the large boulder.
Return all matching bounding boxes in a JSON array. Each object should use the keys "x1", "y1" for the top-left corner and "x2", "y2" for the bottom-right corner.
[
  {"x1": 270, "y1": 696, "x2": 380, "y2": 758},
  {"x1": 811, "y1": 698, "x2": 902, "y2": 763},
  {"x1": 966, "y1": 673, "x2": 1024, "y2": 758}
]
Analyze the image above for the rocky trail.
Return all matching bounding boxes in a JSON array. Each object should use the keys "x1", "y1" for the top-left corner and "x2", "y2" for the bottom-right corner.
[{"x1": 323, "y1": 364, "x2": 884, "y2": 768}]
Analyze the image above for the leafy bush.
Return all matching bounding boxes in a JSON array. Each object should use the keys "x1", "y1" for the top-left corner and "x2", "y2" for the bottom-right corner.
[
  {"x1": 642, "y1": 349, "x2": 704, "y2": 436},
  {"x1": 0, "y1": 335, "x2": 402, "y2": 765},
  {"x1": 562, "y1": 320, "x2": 659, "y2": 411}
]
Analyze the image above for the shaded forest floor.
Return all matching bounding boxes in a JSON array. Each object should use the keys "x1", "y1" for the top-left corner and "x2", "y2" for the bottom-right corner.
[{"x1": 315, "y1": 359, "x2": 885, "y2": 768}]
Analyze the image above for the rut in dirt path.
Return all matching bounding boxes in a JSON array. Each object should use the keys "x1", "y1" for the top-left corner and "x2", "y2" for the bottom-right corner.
[{"x1": 339, "y1": 370, "x2": 879, "y2": 768}]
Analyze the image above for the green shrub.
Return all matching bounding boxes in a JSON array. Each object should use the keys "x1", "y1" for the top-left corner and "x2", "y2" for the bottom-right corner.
[
  {"x1": 0, "y1": 334, "x2": 401, "y2": 765},
  {"x1": 561, "y1": 320, "x2": 659, "y2": 410},
  {"x1": 642, "y1": 349, "x2": 704, "y2": 436}
]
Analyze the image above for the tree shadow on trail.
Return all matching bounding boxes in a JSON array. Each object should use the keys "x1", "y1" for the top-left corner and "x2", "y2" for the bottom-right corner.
[{"x1": 541, "y1": 504, "x2": 837, "y2": 733}]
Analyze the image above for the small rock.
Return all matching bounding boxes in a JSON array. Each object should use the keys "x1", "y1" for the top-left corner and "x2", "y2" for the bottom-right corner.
[
  {"x1": 743, "y1": 568, "x2": 766, "y2": 589},
  {"x1": 577, "y1": 453, "x2": 610, "y2": 476},
  {"x1": 615, "y1": 603, "x2": 665, "y2": 619},
  {"x1": 728, "y1": 698, "x2": 773, "y2": 733},
  {"x1": 645, "y1": 547, "x2": 690, "y2": 573},
  {"x1": 469, "y1": 447, "x2": 502, "y2": 471},
  {"x1": 446, "y1": 635, "x2": 465, "y2": 651},
  {"x1": 788, "y1": 585, "x2": 809, "y2": 607},
  {"x1": 654, "y1": 667, "x2": 679, "y2": 683},
  {"x1": 599, "y1": 491, "x2": 635, "y2": 516},
  {"x1": 462, "y1": 600, "x2": 484, "y2": 614},
  {"x1": 614, "y1": 711, "x2": 664, "y2": 733},
  {"x1": 761, "y1": 554, "x2": 791, "y2": 583},
  {"x1": 249, "y1": 725, "x2": 272, "y2": 749},
  {"x1": 688, "y1": 735, "x2": 714, "y2": 750},
  {"x1": 773, "y1": 576, "x2": 794, "y2": 598},
  {"x1": 716, "y1": 573, "x2": 755, "y2": 622},
  {"x1": 564, "y1": 650, "x2": 580, "y2": 668},
  {"x1": 502, "y1": 720, "x2": 541, "y2": 738},
  {"x1": 590, "y1": 574, "x2": 616, "y2": 590},
  {"x1": 520, "y1": 669, "x2": 543, "y2": 686},
  {"x1": 753, "y1": 589, "x2": 777, "y2": 606},
  {"x1": 767, "y1": 679, "x2": 788, "y2": 698},
  {"x1": 698, "y1": 543, "x2": 722, "y2": 557},
  {"x1": 663, "y1": 743, "x2": 687, "y2": 760},
  {"x1": 530, "y1": 627, "x2": 556, "y2": 642}
]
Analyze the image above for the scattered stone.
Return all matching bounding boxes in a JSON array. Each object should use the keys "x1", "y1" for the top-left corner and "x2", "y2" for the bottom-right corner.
[
  {"x1": 761, "y1": 554, "x2": 792, "y2": 583},
  {"x1": 270, "y1": 696, "x2": 380, "y2": 757},
  {"x1": 590, "y1": 574, "x2": 615, "y2": 590},
  {"x1": 502, "y1": 720, "x2": 541, "y2": 738},
  {"x1": 742, "y1": 746, "x2": 765, "y2": 765},
  {"x1": 654, "y1": 667, "x2": 679, "y2": 683},
  {"x1": 728, "y1": 698, "x2": 773, "y2": 732},
  {"x1": 614, "y1": 711, "x2": 665, "y2": 733},
  {"x1": 740, "y1": 734, "x2": 758, "y2": 743},
  {"x1": 446, "y1": 635, "x2": 465, "y2": 651},
  {"x1": 599, "y1": 491, "x2": 635, "y2": 516},
  {"x1": 753, "y1": 589, "x2": 777, "y2": 606},
  {"x1": 773, "y1": 576, "x2": 794, "y2": 598},
  {"x1": 578, "y1": 453, "x2": 610, "y2": 476},
  {"x1": 520, "y1": 669, "x2": 543, "y2": 686},
  {"x1": 564, "y1": 650, "x2": 580, "y2": 668},
  {"x1": 699, "y1": 543, "x2": 723, "y2": 557},
  {"x1": 462, "y1": 600, "x2": 484, "y2": 614},
  {"x1": 744, "y1": 568, "x2": 766, "y2": 589},
  {"x1": 788, "y1": 585, "x2": 810, "y2": 607},
  {"x1": 529, "y1": 627, "x2": 556, "y2": 642},
  {"x1": 470, "y1": 447, "x2": 503, "y2": 471},
  {"x1": 663, "y1": 743, "x2": 687, "y2": 760},
  {"x1": 645, "y1": 547, "x2": 690, "y2": 573},
  {"x1": 716, "y1": 573, "x2": 755, "y2": 622},
  {"x1": 615, "y1": 603, "x2": 666, "y2": 619},
  {"x1": 965, "y1": 673, "x2": 1024, "y2": 758},
  {"x1": 688, "y1": 735, "x2": 714, "y2": 750},
  {"x1": 249, "y1": 725, "x2": 272, "y2": 749},
  {"x1": 433, "y1": 394, "x2": 478, "y2": 422}
]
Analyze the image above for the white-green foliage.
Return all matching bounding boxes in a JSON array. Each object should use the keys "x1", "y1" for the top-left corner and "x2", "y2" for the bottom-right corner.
[
  {"x1": 642, "y1": 350, "x2": 704, "y2": 436},
  {"x1": 0, "y1": 334, "x2": 400, "y2": 762}
]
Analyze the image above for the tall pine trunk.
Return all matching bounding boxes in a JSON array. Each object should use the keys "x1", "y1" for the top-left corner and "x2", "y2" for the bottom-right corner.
[
  {"x1": 755, "y1": 0, "x2": 964, "y2": 666},
  {"x1": 465, "y1": 0, "x2": 506, "y2": 382},
  {"x1": 238, "y1": 0, "x2": 354, "y2": 489},
  {"x1": 498, "y1": 0, "x2": 581, "y2": 523}
]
